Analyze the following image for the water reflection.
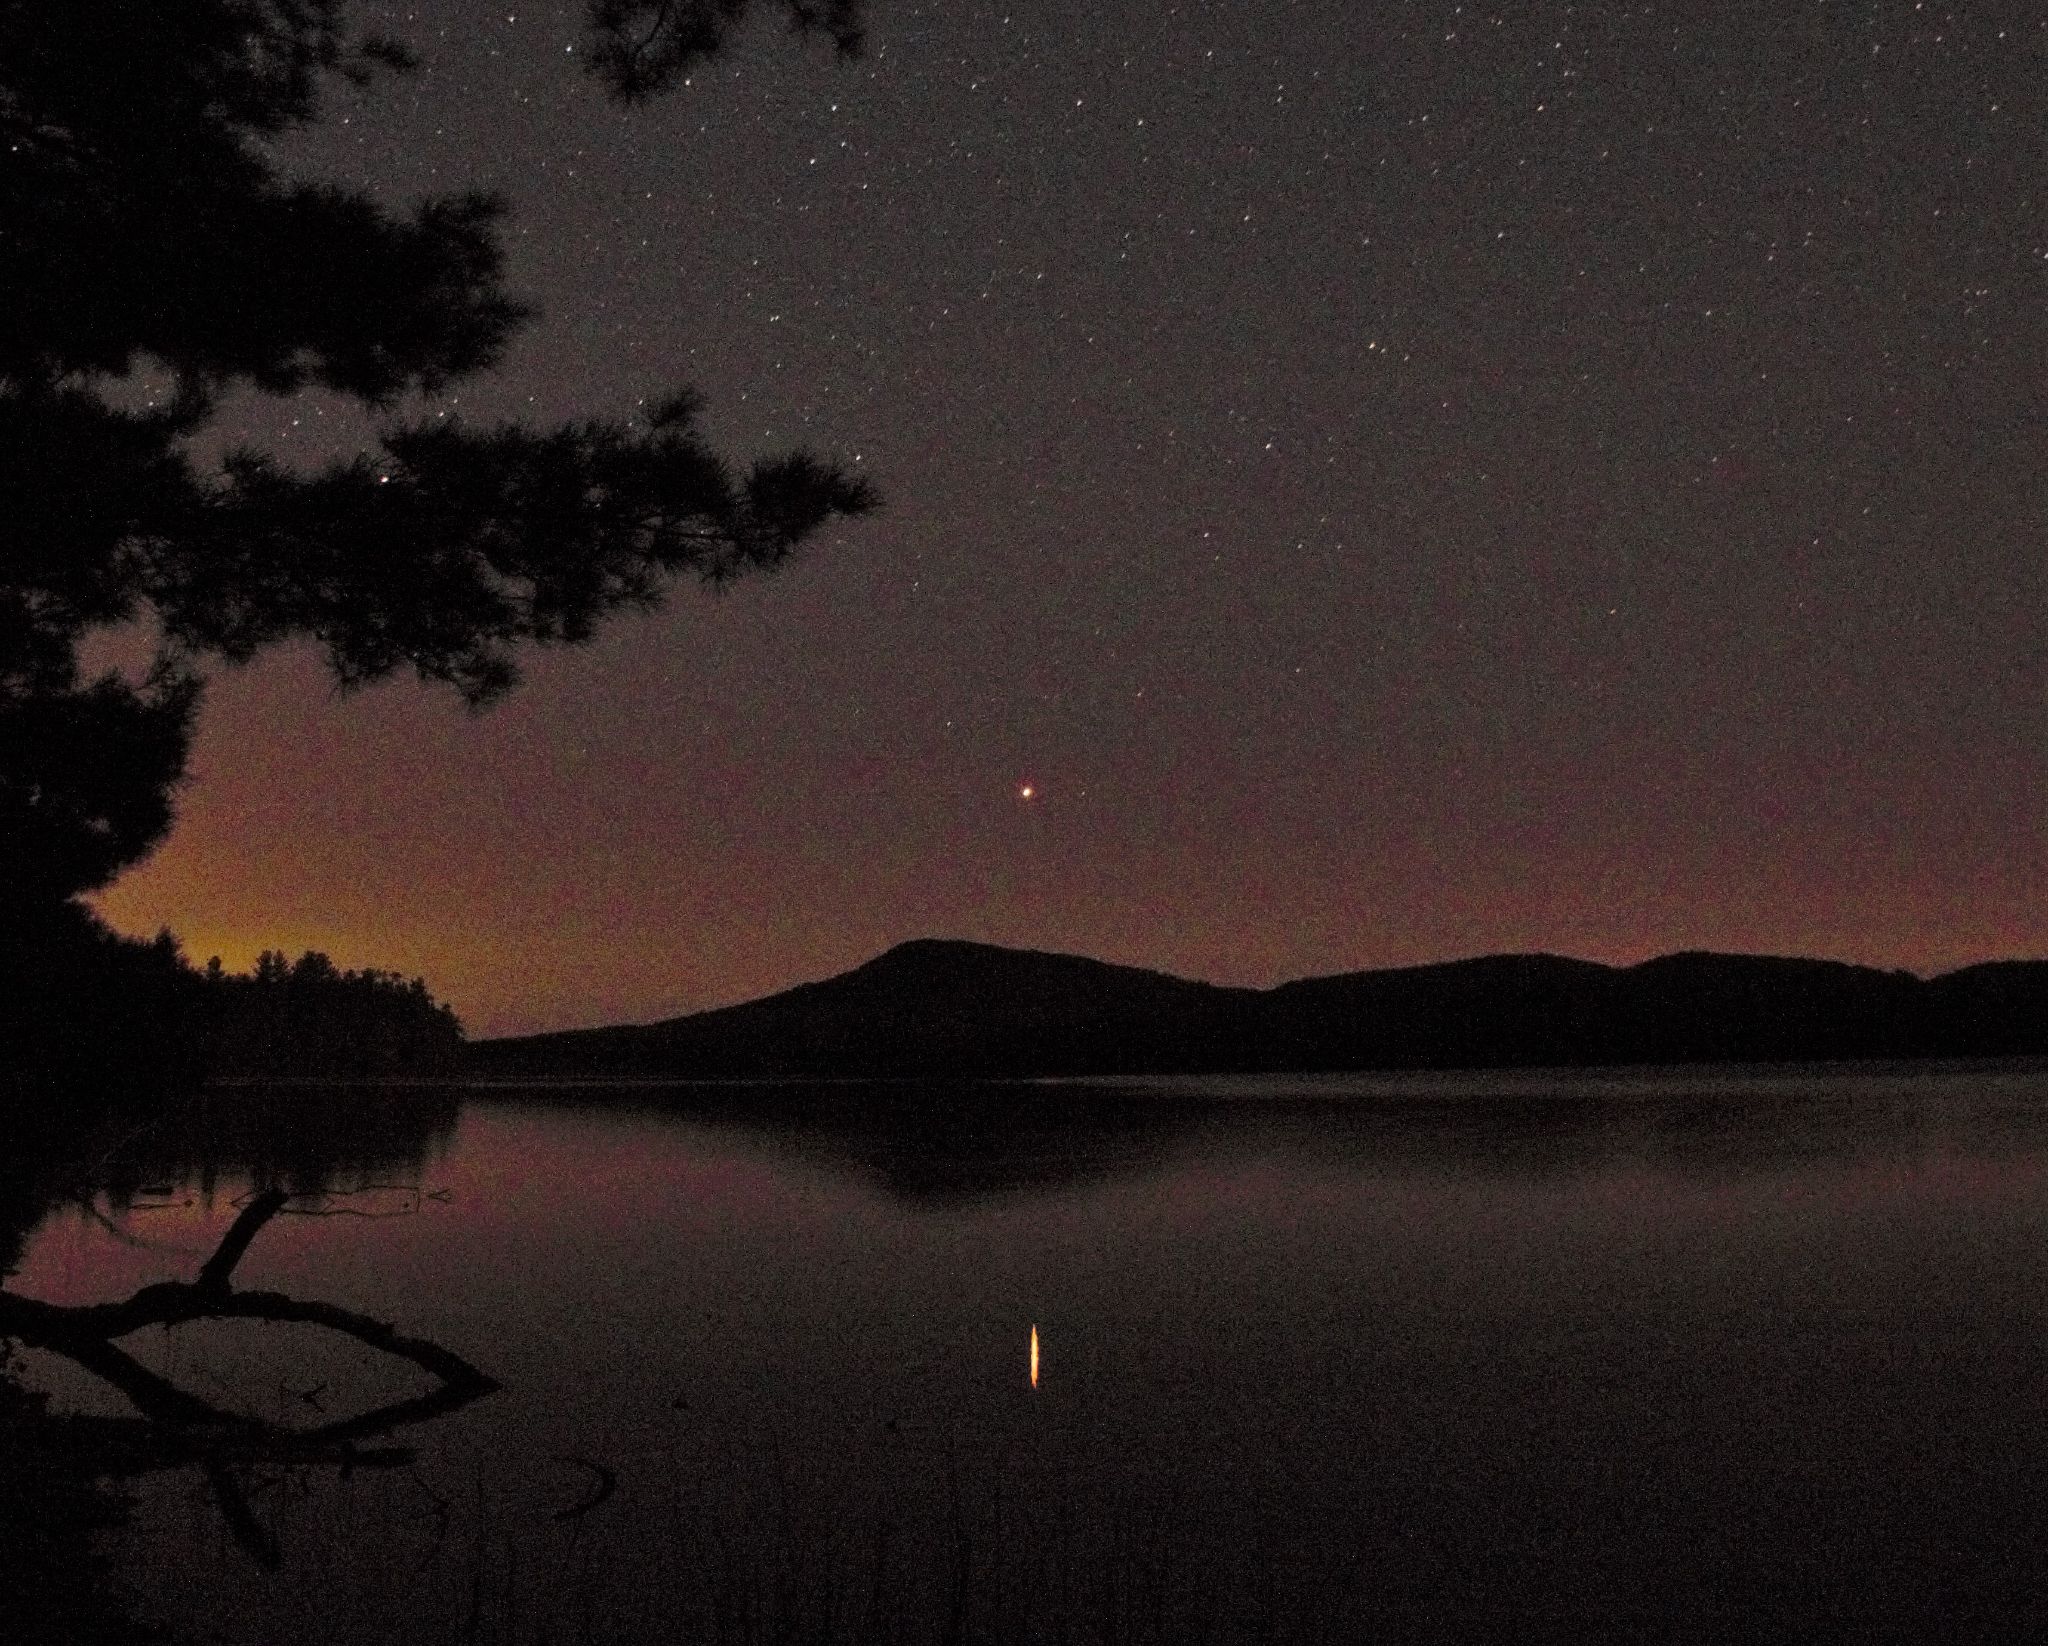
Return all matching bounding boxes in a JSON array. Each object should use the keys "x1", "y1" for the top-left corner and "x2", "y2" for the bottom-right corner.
[
  {"x1": 92, "y1": 1081, "x2": 462, "y2": 1210},
  {"x1": 479, "y1": 1062, "x2": 2048, "y2": 1203},
  {"x1": 8, "y1": 1192, "x2": 497, "y2": 1553},
  {"x1": 11, "y1": 1063, "x2": 2048, "y2": 1644},
  {"x1": 2, "y1": 1082, "x2": 490, "y2": 1628}
]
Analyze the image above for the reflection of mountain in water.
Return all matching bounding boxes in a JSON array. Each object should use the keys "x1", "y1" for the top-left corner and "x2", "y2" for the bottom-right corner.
[
  {"x1": 530, "y1": 1080, "x2": 1214, "y2": 1202},
  {"x1": 477, "y1": 1064, "x2": 2048, "y2": 1205},
  {"x1": 12, "y1": 1068, "x2": 2048, "y2": 1228}
]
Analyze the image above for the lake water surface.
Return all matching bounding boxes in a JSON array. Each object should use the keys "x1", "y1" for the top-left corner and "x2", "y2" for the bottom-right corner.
[{"x1": 14, "y1": 1064, "x2": 2048, "y2": 1643}]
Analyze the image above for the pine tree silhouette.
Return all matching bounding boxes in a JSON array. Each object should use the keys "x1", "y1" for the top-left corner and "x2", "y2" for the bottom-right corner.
[{"x1": 0, "y1": 0, "x2": 873, "y2": 906}]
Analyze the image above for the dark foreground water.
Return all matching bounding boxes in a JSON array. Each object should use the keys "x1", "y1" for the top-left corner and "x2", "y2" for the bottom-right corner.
[{"x1": 12, "y1": 1064, "x2": 2048, "y2": 1643}]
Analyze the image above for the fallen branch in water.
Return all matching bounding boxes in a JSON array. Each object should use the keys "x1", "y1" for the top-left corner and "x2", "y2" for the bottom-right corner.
[
  {"x1": 0, "y1": 1186, "x2": 499, "y2": 1567},
  {"x1": 229, "y1": 1182, "x2": 451, "y2": 1218}
]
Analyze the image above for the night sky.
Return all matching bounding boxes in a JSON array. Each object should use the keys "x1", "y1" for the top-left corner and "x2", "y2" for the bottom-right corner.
[{"x1": 94, "y1": 1, "x2": 2044, "y2": 1036}]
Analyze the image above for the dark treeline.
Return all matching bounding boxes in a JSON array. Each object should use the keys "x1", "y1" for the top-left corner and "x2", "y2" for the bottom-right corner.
[
  {"x1": 194, "y1": 947, "x2": 462, "y2": 1078},
  {"x1": 1, "y1": 902, "x2": 463, "y2": 1107},
  {"x1": 1, "y1": 902, "x2": 201, "y2": 1106}
]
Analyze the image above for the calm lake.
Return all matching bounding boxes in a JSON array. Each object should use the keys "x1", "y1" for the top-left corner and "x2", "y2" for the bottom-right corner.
[{"x1": 14, "y1": 1063, "x2": 2048, "y2": 1643}]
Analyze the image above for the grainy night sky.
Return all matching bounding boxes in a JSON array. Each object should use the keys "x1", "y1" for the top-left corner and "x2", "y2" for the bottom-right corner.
[{"x1": 94, "y1": 1, "x2": 2044, "y2": 1036}]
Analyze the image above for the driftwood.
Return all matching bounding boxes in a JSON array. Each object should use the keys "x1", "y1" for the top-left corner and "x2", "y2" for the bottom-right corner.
[{"x1": 0, "y1": 1188, "x2": 499, "y2": 1567}]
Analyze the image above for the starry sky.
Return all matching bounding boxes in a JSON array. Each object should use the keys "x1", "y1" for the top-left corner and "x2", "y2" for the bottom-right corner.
[{"x1": 94, "y1": 0, "x2": 2044, "y2": 1036}]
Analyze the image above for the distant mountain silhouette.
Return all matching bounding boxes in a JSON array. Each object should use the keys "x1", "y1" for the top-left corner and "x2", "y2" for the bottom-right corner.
[
  {"x1": 480, "y1": 939, "x2": 1256, "y2": 1078},
  {"x1": 472, "y1": 939, "x2": 2048, "y2": 1078},
  {"x1": 1264, "y1": 950, "x2": 1939, "y2": 1068}
]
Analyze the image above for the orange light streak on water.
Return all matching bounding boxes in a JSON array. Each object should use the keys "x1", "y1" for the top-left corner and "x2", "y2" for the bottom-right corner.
[{"x1": 1030, "y1": 1323, "x2": 1039, "y2": 1389}]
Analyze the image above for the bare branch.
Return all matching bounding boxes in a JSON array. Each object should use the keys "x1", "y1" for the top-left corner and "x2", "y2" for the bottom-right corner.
[
  {"x1": 0, "y1": 1181, "x2": 499, "y2": 1566},
  {"x1": 197, "y1": 1185, "x2": 288, "y2": 1289},
  {"x1": 204, "y1": 1457, "x2": 282, "y2": 1570}
]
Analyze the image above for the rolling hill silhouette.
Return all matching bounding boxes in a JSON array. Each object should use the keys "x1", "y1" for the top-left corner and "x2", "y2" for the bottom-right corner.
[
  {"x1": 472, "y1": 940, "x2": 2048, "y2": 1078},
  {"x1": 479, "y1": 939, "x2": 1256, "y2": 1078}
]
